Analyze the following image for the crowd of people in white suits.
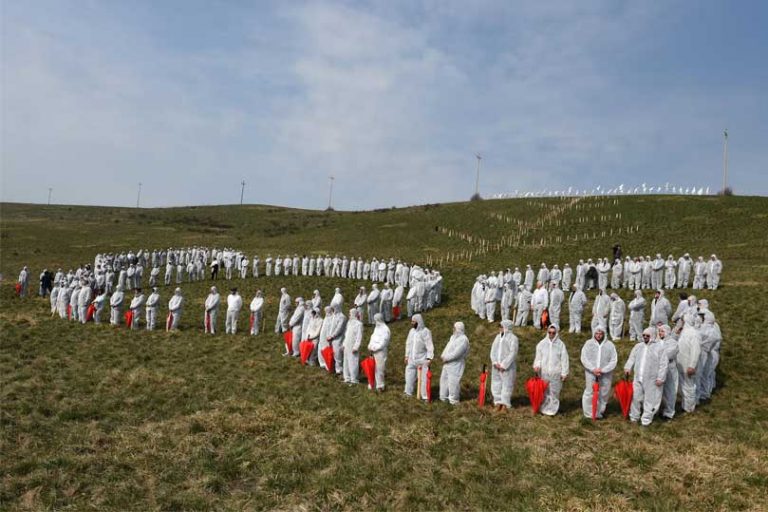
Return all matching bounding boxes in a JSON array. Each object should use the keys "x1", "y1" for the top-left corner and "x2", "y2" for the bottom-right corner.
[{"x1": 15, "y1": 244, "x2": 722, "y2": 423}]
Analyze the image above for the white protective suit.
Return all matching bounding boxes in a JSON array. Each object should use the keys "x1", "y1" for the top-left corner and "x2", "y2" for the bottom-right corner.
[
  {"x1": 531, "y1": 283, "x2": 549, "y2": 329},
  {"x1": 225, "y1": 291, "x2": 243, "y2": 334},
  {"x1": 591, "y1": 291, "x2": 610, "y2": 332},
  {"x1": 343, "y1": 309, "x2": 364, "y2": 383},
  {"x1": 676, "y1": 317, "x2": 702, "y2": 413},
  {"x1": 204, "y1": 287, "x2": 221, "y2": 334},
  {"x1": 608, "y1": 293, "x2": 625, "y2": 341},
  {"x1": 249, "y1": 292, "x2": 264, "y2": 335},
  {"x1": 145, "y1": 289, "x2": 160, "y2": 330},
  {"x1": 628, "y1": 290, "x2": 646, "y2": 341},
  {"x1": 367, "y1": 314, "x2": 391, "y2": 390},
  {"x1": 129, "y1": 291, "x2": 145, "y2": 329},
  {"x1": 404, "y1": 314, "x2": 434, "y2": 399},
  {"x1": 549, "y1": 285, "x2": 564, "y2": 329},
  {"x1": 439, "y1": 322, "x2": 470, "y2": 405},
  {"x1": 288, "y1": 299, "x2": 305, "y2": 356},
  {"x1": 533, "y1": 327, "x2": 570, "y2": 416},
  {"x1": 624, "y1": 328, "x2": 667, "y2": 426},
  {"x1": 658, "y1": 325, "x2": 679, "y2": 419},
  {"x1": 650, "y1": 290, "x2": 672, "y2": 327},
  {"x1": 568, "y1": 287, "x2": 587, "y2": 333},
  {"x1": 580, "y1": 326, "x2": 618, "y2": 419},
  {"x1": 167, "y1": 288, "x2": 184, "y2": 330},
  {"x1": 110, "y1": 286, "x2": 125, "y2": 326},
  {"x1": 328, "y1": 307, "x2": 347, "y2": 374},
  {"x1": 274, "y1": 288, "x2": 290, "y2": 334},
  {"x1": 490, "y1": 320, "x2": 519, "y2": 408}
]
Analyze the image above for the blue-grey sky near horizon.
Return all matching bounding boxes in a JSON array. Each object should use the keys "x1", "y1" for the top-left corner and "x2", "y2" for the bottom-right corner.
[{"x1": 2, "y1": 0, "x2": 767, "y2": 210}]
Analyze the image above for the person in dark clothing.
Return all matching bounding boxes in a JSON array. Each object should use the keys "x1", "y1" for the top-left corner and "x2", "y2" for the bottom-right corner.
[
  {"x1": 39, "y1": 269, "x2": 53, "y2": 297},
  {"x1": 613, "y1": 244, "x2": 623, "y2": 262}
]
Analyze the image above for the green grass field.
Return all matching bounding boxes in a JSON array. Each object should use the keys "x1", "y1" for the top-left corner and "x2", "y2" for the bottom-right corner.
[{"x1": 2, "y1": 196, "x2": 767, "y2": 511}]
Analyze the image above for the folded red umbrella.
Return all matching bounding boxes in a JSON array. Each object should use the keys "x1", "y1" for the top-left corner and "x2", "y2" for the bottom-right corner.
[
  {"x1": 361, "y1": 356, "x2": 376, "y2": 389},
  {"x1": 525, "y1": 374, "x2": 549, "y2": 414},
  {"x1": 425, "y1": 368, "x2": 433, "y2": 402},
  {"x1": 283, "y1": 331, "x2": 293, "y2": 354},
  {"x1": 85, "y1": 303, "x2": 95, "y2": 322},
  {"x1": 321, "y1": 346, "x2": 335, "y2": 374},
  {"x1": 478, "y1": 365, "x2": 488, "y2": 407},
  {"x1": 166, "y1": 312, "x2": 173, "y2": 330},
  {"x1": 392, "y1": 306, "x2": 400, "y2": 319},
  {"x1": 299, "y1": 340, "x2": 314, "y2": 365},
  {"x1": 540, "y1": 308, "x2": 550, "y2": 329},
  {"x1": 14, "y1": 283, "x2": 22, "y2": 296},
  {"x1": 67, "y1": 304, "x2": 72, "y2": 320},
  {"x1": 249, "y1": 313, "x2": 254, "y2": 333},
  {"x1": 614, "y1": 375, "x2": 633, "y2": 419},
  {"x1": 124, "y1": 310, "x2": 134, "y2": 328},
  {"x1": 205, "y1": 312, "x2": 212, "y2": 333},
  {"x1": 591, "y1": 376, "x2": 600, "y2": 420}
]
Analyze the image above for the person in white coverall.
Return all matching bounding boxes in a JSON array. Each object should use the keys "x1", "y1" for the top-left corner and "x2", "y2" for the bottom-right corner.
[
  {"x1": 548, "y1": 283, "x2": 564, "y2": 330},
  {"x1": 490, "y1": 320, "x2": 519, "y2": 409},
  {"x1": 580, "y1": 325, "x2": 618, "y2": 419},
  {"x1": 204, "y1": 286, "x2": 221, "y2": 334},
  {"x1": 628, "y1": 290, "x2": 646, "y2": 341},
  {"x1": 317, "y1": 306, "x2": 333, "y2": 371},
  {"x1": 484, "y1": 282, "x2": 497, "y2": 323},
  {"x1": 624, "y1": 328, "x2": 667, "y2": 426},
  {"x1": 129, "y1": 288, "x2": 145, "y2": 329},
  {"x1": 249, "y1": 290, "x2": 264, "y2": 335},
  {"x1": 78, "y1": 283, "x2": 93, "y2": 324},
  {"x1": 304, "y1": 308, "x2": 323, "y2": 366},
  {"x1": 439, "y1": 321, "x2": 470, "y2": 405},
  {"x1": 167, "y1": 288, "x2": 184, "y2": 330},
  {"x1": 650, "y1": 290, "x2": 672, "y2": 327},
  {"x1": 591, "y1": 290, "x2": 610, "y2": 333},
  {"x1": 367, "y1": 313, "x2": 391, "y2": 391},
  {"x1": 274, "y1": 288, "x2": 290, "y2": 334},
  {"x1": 514, "y1": 286, "x2": 532, "y2": 326},
  {"x1": 531, "y1": 282, "x2": 548, "y2": 329},
  {"x1": 145, "y1": 287, "x2": 160, "y2": 330},
  {"x1": 608, "y1": 293, "x2": 625, "y2": 341},
  {"x1": 110, "y1": 285, "x2": 125, "y2": 326},
  {"x1": 288, "y1": 298, "x2": 305, "y2": 356},
  {"x1": 533, "y1": 325, "x2": 569, "y2": 416},
  {"x1": 657, "y1": 325, "x2": 679, "y2": 420},
  {"x1": 404, "y1": 314, "x2": 434, "y2": 399},
  {"x1": 328, "y1": 306, "x2": 347, "y2": 374},
  {"x1": 568, "y1": 285, "x2": 587, "y2": 334},
  {"x1": 225, "y1": 288, "x2": 243, "y2": 334},
  {"x1": 342, "y1": 308, "x2": 363, "y2": 383},
  {"x1": 676, "y1": 315, "x2": 702, "y2": 413},
  {"x1": 367, "y1": 284, "x2": 381, "y2": 325}
]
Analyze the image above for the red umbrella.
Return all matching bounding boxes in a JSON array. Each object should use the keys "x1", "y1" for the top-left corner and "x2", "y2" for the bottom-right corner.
[
  {"x1": 67, "y1": 304, "x2": 72, "y2": 320},
  {"x1": 205, "y1": 312, "x2": 212, "y2": 333},
  {"x1": 124, "y1": 310, "x2": 134, "y2": 329},
  {"x1": 425, "y1": 368, "x2": 433, "y2": 402},
  {"x1": 614, "y1": 375, "x2": 633, "y2": 419},
  {"x1": 249, "y1": 313, "x2": 255, "y2": 333},
  {"x1": 540, "y1": 308, "x2": 550, "y2": 329},
  {"x1": 361, "y1": 356, "x2": 376, "y2": 389},
  {"x1": 525, "y1": 374, "x2": 549, "y2": 414},
  {"x1": 321, "y1": 346, "x2": 335, "y2": 374},
  {"x1": 166, "y1": 312, "x2": 173, "y2": 330},
  {"x1": 392, "y1": 306, "x2": 400, "y2": 319},
  {"x1": 478, "y1": 365, "x2": 488, "y2": 407},
  {"x1": 299, "y1": 340, "x2": 314, "y2": 365},
  {"x1": 86, "y1": 304, "x2": 95, "y2": 322},
  {"x1": 14, "y1": 283, "x2": 22, "y2": 296},
  {"x1": 283, "y1": 331, "x2": 293, "y2": 354},
  {"x1": 591, "y1": 376, "x2": 600, "y2": 420}
]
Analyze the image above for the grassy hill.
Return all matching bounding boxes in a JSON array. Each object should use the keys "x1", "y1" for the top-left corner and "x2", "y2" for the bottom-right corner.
[{"x1": 1, "y1": 195, "x2": 767, "y2": 510}]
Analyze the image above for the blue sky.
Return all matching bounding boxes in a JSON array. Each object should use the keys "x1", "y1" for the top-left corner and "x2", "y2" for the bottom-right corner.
[{"x1": 2, "y1": 0, "x2": 766, "y2": 209}]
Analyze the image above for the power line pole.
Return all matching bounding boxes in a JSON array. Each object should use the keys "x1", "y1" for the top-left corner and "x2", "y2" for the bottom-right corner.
[
  {"x1": 47, "y1": 187, "x2": 52, "y2": 206},
  {"x1": 327, "y1": 175, "x2": 335, "y2": 210},
  {"x1": 722, "y1": 129, "x2": 728, "y2": 193},
  {"x1": 136, "y1": 182, "x2": 142, "y2": 208},
  {"x1": 240, "y1": 180, "x2": 246, "y2": 205}
]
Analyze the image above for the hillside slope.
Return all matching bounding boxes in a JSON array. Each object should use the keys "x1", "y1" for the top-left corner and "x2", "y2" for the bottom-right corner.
[{"x1": 1, "y1": 196, "x2": 767, "y2": 510}]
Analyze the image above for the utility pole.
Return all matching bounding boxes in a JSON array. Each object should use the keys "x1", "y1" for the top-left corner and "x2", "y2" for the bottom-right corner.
[
  {"x1": 136, "y1": 182, "x2": 142, "y2": 208},
  {"x1": 47, "y1": 187, "x2": 52, "y2": 206},
  {"x1": 240, "y1": 179, "x2": 246, "y2": 205},
  {"x1": 327, "y1": 175, "x2": 335, "y2": 211},
  {"x1": 722, "y1": 129, "x2": 728, "y2": 193}
]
